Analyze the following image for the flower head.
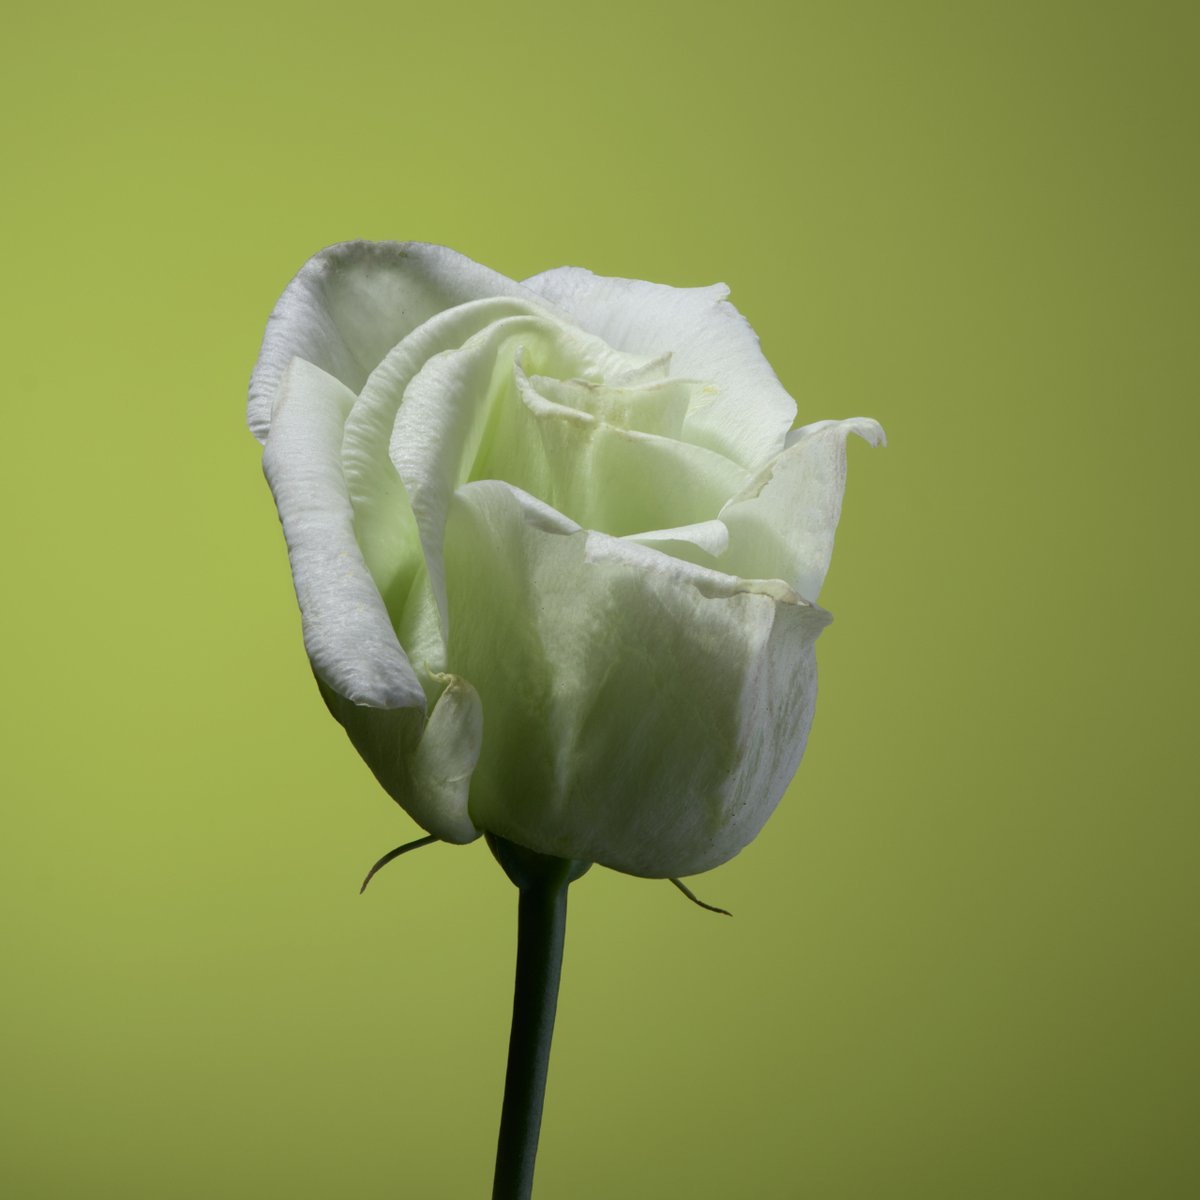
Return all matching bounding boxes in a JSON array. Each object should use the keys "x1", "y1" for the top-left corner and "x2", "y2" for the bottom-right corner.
[{"x1": 251, "y1": 242, "x2": 882, "y2": 877}]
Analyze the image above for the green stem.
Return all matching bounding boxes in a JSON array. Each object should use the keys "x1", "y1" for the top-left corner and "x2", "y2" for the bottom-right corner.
[{"x1": 488, "y1": 835, "x2": 589, "y2": 1200}]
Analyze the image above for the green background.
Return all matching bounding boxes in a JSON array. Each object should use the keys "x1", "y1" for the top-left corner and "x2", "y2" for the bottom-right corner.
[{"x1": 3, "y1": 1, "x2": 1196, "y2": 1196}]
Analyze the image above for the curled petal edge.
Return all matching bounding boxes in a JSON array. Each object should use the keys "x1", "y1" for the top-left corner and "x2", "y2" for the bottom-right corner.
[
  {"x1": 262, "y1": 358, "x2": 426, "y2": 711},
  {"x1": 719, "y1": 416, "x2": 886, "y2": 603}
]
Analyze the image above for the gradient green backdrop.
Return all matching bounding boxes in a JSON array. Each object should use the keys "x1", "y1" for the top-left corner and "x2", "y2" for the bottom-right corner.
[{"x1": 3, "y1": 2, "x2": 1196, "y2": 1197}]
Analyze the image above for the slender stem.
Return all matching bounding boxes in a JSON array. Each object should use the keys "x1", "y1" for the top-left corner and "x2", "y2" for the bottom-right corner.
[
  {"x1": 487, "y1": 835, "x2": 590, "y2": 1200},
  {"x1": 493, "y1": 877, "x2": 568, "y2": 1200}
]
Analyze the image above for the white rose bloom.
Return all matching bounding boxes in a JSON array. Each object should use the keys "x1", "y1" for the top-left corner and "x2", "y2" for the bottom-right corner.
[{"x1": 250, "y1": 241, "x2": 882, "y2": 878}]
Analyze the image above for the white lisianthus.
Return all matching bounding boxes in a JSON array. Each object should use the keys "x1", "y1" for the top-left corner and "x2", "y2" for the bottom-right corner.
[{"x1": 250, "y1": 241, "x2": 882, "y2": 878}]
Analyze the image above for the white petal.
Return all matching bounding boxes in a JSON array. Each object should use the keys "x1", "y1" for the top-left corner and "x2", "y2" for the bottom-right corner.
[
  {"x1": 389, "y1": 313, "x2": 643, "y2": 634},
  {"x1": 521, "y1": 267, "x2": 796, "y2": 470},
  {"x1": 248, "y1": 241, "x2": 539, "y2": 441},
  {"x1": 525, "y1": 373, "x2": 703, "y2": 439},
  {"x1": 719, "y1": 417, "x2": 886, "y2": 602},
  {"x1": 605, "y1": 353, "x2": 672, "y2": 387},
  {"x1": 316, "y1": 676, "x2": 481, "y2": 844},
  {"x1": 262, "y1": 358, "x2": 425, "y2": 711},
  {"x1": 623, "y1": 519, "x2": 730, "y2": 563},
  {"x1": 409, "y1": 672, "x2": 483, "y2": 843},
  {"x1": 510, "y1": 363, "x2": 752, "y2": 539},
  {"x1": 340, "y1": 297, "x2": 554, "y2": 685},
  {"x1": 443, "y1": 480, "x2": 830, "y2": 877}
]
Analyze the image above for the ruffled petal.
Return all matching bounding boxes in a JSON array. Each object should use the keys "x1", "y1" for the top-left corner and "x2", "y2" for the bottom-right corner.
[
  {"x1": 443, "y1": 480, "x2": 831, "y2": 877},
  {"x1": 521, "y1": 267, "x2": 796, "y2": 471},
  {"x1": 341, "y1": 297, "x2": 553, "y2": 689},
  {"x1": 508, "y1": 363, "x2": 751, "y2": 539},
  {"x1": 525, "y1": 373, "x2": 702, "y2": 439},
  {"x1": 248, "y1": 241, "x2": 537, "y2": 441},
  {"x1": 719, "y1": 417, "x2": 886, "y2": 602},
  {"x1": 262, "y1": 358, "x2": 425, "y2": 711},
  {"x1": 388, "y1": 313, "x2": 645, "y2": 634}
]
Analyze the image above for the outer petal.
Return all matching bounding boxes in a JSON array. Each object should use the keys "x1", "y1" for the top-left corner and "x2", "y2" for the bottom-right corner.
[
  {"x1": 719, "y1": 417, "x2": 886, "y2": 603},
  {"x1": 443, "y1": 480, "x2": 831, "y2": 878},
  {"x1": 317, "y1": 676, "x2": 482, "y2": 845},
  {"x1": 263, "y1": 358, "x2": 481, "y2": 844},
  {"x1": 248, "y1": 241, "x2": 538, "y2": 441},
  {"x1": 521, "y1": 266, "x2": 796, "y2": 471},
  {"x1": 262, "y1": 358, "x2": 425, "y2": 711}
]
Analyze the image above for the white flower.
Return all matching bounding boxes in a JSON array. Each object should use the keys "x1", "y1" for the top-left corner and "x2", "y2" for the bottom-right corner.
[{"x1": 250, "y1": 241, "x2": 882, "y2": 878}]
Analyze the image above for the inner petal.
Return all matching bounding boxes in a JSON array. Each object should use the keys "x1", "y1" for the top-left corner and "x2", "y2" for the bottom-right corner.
[
  {"x1": 388, "y1": 313, "x2": 646, "y2": 634},
  {"x1": 468, "y1": 360, "x2": 751, "y2": 538},
  {"x1": 526, "y1": 374, "x2": 706, "y2": 439},
  {"x1": 344, "y1": 297, "x2": 551, "y2": 693}
]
